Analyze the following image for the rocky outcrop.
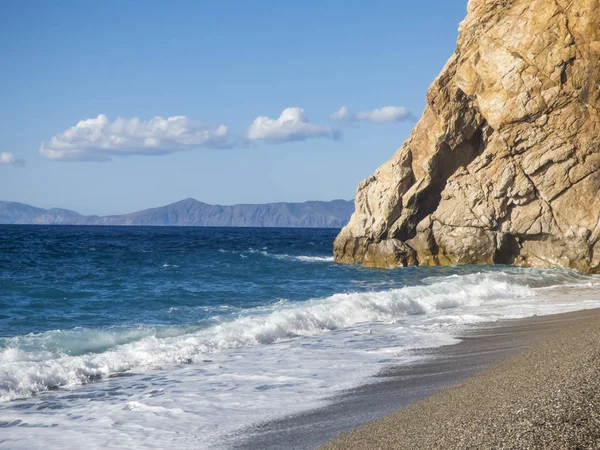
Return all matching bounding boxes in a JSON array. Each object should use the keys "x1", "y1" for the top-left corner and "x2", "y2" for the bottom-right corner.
[{"x1": 334, "y1": 0, "x2": 600, "y2": 273}]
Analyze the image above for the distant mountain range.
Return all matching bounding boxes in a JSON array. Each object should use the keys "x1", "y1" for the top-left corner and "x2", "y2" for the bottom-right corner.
[{"x1": 0, "y1": 198, "x2": 355, "y2": 228}]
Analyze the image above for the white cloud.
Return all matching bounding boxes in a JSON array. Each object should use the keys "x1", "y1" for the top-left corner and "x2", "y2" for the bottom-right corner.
[
  {"x1": 0, "y1": 152, "x2": 25, "y2": 167},
  {"x1": 39, "y1": 114, "x2": 230, "y2": 161},
  {"x1": 330, "y1": 106, "x2": 351, "y2": 121},
  {"x1": 356, "y1": 106, "x2": 411, "y2": 122},
  {"x1": 247, "y1": 107, "x2": 340, "y2": 143},
  {"x1": 330, "y1": 105, "x2": 412, "y2": 123}
]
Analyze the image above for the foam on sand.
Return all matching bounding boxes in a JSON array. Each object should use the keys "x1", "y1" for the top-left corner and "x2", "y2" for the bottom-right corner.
[{"x1": 2, "y1": 269, "x2": 600, "y2": 449}]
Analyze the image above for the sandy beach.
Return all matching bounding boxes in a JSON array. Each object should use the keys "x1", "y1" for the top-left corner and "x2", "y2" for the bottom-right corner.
[
  {"x1": 322, "y1": 308, "x2": 600, "y2": 449},
  {"x1": 231, "y1": 308, "x2": 600, "y2": 450}
]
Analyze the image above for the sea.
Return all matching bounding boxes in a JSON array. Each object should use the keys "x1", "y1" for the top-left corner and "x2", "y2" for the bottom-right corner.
[{"x1": 2, "y1": 225, "x2": 600, "y2": 449}]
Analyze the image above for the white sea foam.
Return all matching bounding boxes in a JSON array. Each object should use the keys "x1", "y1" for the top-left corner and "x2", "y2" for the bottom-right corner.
[
  {"x1": 2, "y1": 269, "x2": 600, "y2": 449},
  {"x1": 241, "y1": 248, "x2": 335, "y2": 262},
  {"x1": 217, "y1": 247, "x2": 334, "y2": 262},
  {"x1": 294, "y1": 255, "x2": 335, "y2": 262},
  {"x1": 123, "y1": 401, "x2": 185, "y2": 415},
  {"x1": 0, "y1": 269, "x2": 595, "y2": 403}
]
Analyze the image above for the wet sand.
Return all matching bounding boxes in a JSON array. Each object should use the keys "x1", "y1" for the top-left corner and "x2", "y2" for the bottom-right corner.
[
  {"x1": 323, "y1": 308, "x2": 600, "y2": 449},
  {"x1": 232, "y1": 309, "x2": 600, "y2": 450}
]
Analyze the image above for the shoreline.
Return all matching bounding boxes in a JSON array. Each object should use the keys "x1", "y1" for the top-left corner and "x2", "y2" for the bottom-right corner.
[
  {"x1": 322, "y1": 307, "x2": 600, "y2": 449},
  {"x1": 231, "y1": 308, "x2": 600, "y2": 450}
]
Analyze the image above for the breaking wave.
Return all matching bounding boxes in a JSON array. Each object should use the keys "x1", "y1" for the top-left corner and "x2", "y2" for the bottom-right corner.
[{"x1": 0, "y1": 269, "x2": 597, "y2": 402}]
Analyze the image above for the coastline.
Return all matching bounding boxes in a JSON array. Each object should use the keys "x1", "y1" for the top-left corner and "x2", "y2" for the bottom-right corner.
[
  {"x1": 232, "y1": 308, "x2": 600, "y2": 450},
  {"x1": 322, "y1": 307, "x2": 600, "y2": 449}
]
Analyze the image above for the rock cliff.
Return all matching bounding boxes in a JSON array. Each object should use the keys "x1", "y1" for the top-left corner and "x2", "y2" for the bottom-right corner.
[{"x1": 334, "y1": 0, "x2": 600, "y2": 273}]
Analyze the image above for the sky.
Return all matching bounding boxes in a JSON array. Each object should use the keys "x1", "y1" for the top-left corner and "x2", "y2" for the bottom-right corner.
[{"x1": 0, "y1": 0, "x2": 468, "y2": 215}]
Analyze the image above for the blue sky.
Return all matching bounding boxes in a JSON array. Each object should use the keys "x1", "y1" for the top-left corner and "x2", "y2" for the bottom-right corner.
[{"x1": 1, "y1": 0, "x2": 468, "y2": 215}]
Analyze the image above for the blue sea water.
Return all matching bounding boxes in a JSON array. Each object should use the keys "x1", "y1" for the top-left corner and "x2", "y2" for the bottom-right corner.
[{"x1": 1, "y1": 225, "x2": 600, "y2": 449}]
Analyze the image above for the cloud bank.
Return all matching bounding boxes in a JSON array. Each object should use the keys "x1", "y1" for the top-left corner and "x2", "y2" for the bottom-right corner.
[
  {"x1": 40, "y1": 115, "x2": 230, "y2": 161},
  {"x1": 41, "y1": 105, "x2": 410, "y2": 162},
  {"x1": 247, "y1": 107, "x2": 340, "y2": 143},
  {"x1": 0, "y1": 152, "x2": 25, "y2": 167},
  {"x1": 330, "y1": 106, "x2": 412, "y2": 123}
]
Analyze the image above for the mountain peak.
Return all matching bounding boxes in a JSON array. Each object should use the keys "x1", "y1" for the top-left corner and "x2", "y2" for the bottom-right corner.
[{"x1": 0, "y1": 199, "x2": 354, "y2": 228}]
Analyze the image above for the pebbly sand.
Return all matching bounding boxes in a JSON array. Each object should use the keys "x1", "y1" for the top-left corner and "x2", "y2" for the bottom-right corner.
[
  {"x1": 233, "y1": 309, "x2": 600, "y2": 449},
  {"x1": 322, "y1": 308, "x2": 600, "y2": 450}
]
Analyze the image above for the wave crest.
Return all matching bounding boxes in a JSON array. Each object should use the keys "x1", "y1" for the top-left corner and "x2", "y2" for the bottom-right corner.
[{"x1": 0, "y1": 269, "x2": 595, "y2": 402}]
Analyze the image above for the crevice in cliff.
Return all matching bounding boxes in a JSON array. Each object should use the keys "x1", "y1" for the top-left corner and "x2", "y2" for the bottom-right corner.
[
  {"x1": 560, "y1": 62, "x2": 569, "y2": 85},
  {"x1": 495, "y1": 233, "x2": 521, "y2": 265},
  {"x1": 396, "y1": 119, "x2": 490, "y2": 242},
  {"x1": 496, "y1": 232, "x2": 563, "y2": 266}
]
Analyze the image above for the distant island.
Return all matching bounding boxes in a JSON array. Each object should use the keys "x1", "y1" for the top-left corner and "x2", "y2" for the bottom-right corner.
[{"x1": 0, "y1": 198, "x2": 354, "y2": 228}]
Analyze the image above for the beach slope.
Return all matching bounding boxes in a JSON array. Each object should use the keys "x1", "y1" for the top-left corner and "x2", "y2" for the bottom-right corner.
[{"x1": 323, "y1": 310, "x2": 600, "y2": 449}]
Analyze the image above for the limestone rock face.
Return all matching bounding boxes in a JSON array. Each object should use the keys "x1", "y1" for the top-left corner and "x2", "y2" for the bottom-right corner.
[{"x1": 334, "y1": 0, "x2": 600, "y2": 273}]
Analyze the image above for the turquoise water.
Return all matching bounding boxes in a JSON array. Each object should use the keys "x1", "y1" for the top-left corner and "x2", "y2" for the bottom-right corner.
[{"x1": 2, "y1": 225, "x2": 600, "y2": 449}]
